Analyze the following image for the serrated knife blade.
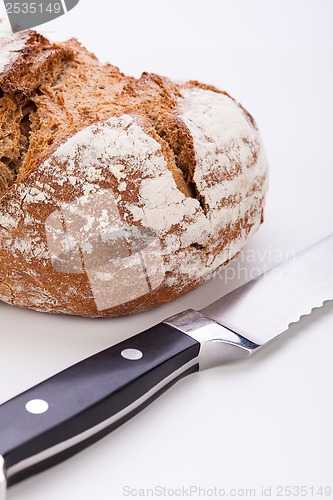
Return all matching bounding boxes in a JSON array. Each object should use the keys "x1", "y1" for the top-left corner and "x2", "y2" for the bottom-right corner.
[
  {"x1": 1, "y1": 233, "x2": 332, "y2": 497},
  {"x1": 201, "y1": 233, "x2": 333, "y2": 345}
]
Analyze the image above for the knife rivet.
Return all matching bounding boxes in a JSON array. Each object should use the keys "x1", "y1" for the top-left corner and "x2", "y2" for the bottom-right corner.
[
  {"x1": 25, "y1": 399, "x2": 49, "y2": 414},
  {"x1": 121, "y1": 348, "x2": 143, "y2": 360}
]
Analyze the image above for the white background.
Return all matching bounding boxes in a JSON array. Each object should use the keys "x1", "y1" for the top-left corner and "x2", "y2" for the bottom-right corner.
[{"x1": 1, "y1": 1, "x2": 333, "y2": 499}]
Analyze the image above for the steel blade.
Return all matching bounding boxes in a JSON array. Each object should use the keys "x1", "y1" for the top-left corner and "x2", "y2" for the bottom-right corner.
[{"x1": 201, "y1": 233, "x2": 333, "y2": 345}]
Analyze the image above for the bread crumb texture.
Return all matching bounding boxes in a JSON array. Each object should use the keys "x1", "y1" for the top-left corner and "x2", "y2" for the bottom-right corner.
[{"x1": 0, "y1": 30, "x2": 268, "y2": 317}]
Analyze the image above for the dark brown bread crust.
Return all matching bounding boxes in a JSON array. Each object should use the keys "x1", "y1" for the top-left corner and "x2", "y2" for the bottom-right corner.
[{"x1": 0, "y1": 30, "x2": 268, "y2": 317}]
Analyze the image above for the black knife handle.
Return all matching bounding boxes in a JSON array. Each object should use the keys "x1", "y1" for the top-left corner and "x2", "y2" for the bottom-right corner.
[{"x1": 0, "y1": 322, "x2": 200, "y2": 486}]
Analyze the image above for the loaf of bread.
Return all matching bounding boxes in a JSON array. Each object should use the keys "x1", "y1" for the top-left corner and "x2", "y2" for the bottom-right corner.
[{"x1": 0, "y1": 30, "x2": 268, "y2": 317}]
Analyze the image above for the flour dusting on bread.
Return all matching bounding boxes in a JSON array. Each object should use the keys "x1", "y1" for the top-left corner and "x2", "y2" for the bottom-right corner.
[
  {"x1": 0, "y1": 31, "x2": 28, "y2": 74},
  {"x1": 0, "y1": 30, "x2": 268, "y2": 317}
]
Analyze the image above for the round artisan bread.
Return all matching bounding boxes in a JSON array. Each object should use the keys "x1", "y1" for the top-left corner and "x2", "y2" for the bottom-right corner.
[{"x1": 0, "y1": 30, "x2": 268, "y2": 317}]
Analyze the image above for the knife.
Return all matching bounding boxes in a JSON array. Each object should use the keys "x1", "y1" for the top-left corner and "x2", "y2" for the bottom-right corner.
[{"x1": 0, "y1": 233, "x2": 332, "y2": 497}]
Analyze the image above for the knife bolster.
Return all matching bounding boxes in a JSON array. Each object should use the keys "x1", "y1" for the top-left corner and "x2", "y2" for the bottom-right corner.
[{"x1": 164, "y1": 310, "x2": 260, "y2": 370}]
